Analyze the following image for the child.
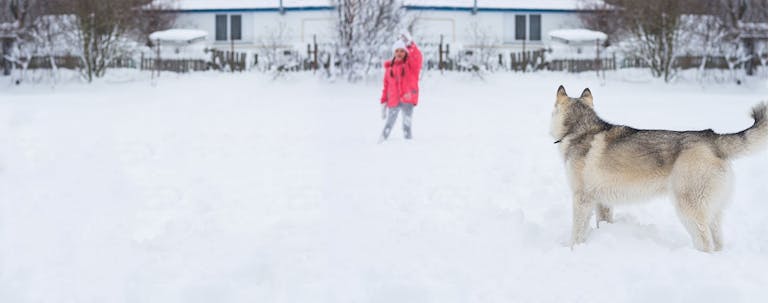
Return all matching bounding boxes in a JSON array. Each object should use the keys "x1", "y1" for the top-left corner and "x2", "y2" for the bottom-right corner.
[{"x1": 379, "y1": 32, "x2": 422, "y2": 142}]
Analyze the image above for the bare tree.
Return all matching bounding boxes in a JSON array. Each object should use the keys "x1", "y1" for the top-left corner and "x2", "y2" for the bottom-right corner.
[
  {"x1": 676, "y1": 14, "x2": 727, "y2": 81},
  {"x1": 707, "y1": 0, "x2": 768, "y2": 75},
  {"x1": 715, "y1": 0, "x2": 768, "y2": 28},
  {"x1": 65, "y1": 0, "x2": 142, "y2": 81},
  {"x1": 0, "y1": 0, "x2": 35, "y2": 30},
  {"x1": 2, "y1": 0, "x2": 176, "y2": 82},
  {"x1": 331, "y1": 0, "x2": 406, "y2": 82},
  {"x1": 580, "y1": 0, "x2": 691, "y2": 82},
  {"x1": 136, "y1": 1, "x2": 177, "y2": 47},
  {"x1": 625, "y1": 0, "x2": 691, "y2": 82},
  {"x1": 29, "y1": 14, "x2": 78, "y2": 83},
  {"x1": 40, "y1": 0, "x2": 175, "y2": 82},
  {"x1": 1, "y1": 0, "x2": 37, "y2": 78},
  {"x1": 578, "y1": 0, "x2": 624, "y2": 45},
  {"x1": 581, "y1": 0, "x2": 768, "y2": 81}
]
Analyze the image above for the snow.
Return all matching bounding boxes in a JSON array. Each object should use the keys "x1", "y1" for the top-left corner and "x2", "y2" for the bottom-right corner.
[
  {"x1": 1, "y1": 71, "x2": 768, "y2": 302},
  {"x1": 740, "y1": 21, "x2": 768, "y2": 39},
  {"x1": 144, "y1": 30, "x2": 209, "y2": 60},
  {"x1": 549, "y1": 29, "x2": 607, "y2": 43},
  {"x1": 0, "y1": 21, "x2": 18, "y2": 38},
  {"x1": 159, "y1": 0, "x2": 598, "y2": 11},
  {"x1": 149, "y1": 29, "x2": 208, "y2": 43},
  {"x1": 403, "y1": 0, "x2": 598, "y2": 10},
  {"x1": 158, "y1": 0, "x2": 332, "y2": 10}
]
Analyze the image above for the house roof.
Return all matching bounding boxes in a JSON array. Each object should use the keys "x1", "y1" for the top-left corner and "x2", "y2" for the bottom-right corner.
[
  {"x1": 159, "y1": 0, "x2": 597, "y2": 12},
  {"x1": 740, "y1": 22, "x2": 768, "y2": 39},
  {"x1": 549, "y1": 29, "x2": 607, "y2": 43},
  {"x1": 149, "y1": 29, "x2": 208, "y2": 43},
  {"x1": 158, "y1": 0, "x2": 331, "y2": 11},
  {"x1": 404, "y1": 0, "x2": 595, "y2": 11},
  {"x1": 0, "y1": 22, "x2": 18, "y2": 38}
]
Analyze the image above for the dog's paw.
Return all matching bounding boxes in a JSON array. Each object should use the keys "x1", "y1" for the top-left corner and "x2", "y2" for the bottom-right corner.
[
  {"x1": 569, "y1": 240, "x2": 585, "y2": 251},
  {"x1": 569, "y1": 231, "x2": 590, "y2": 250},
  {"x1": 569, "y1": 238, "x2": 586, "y2": 250}
]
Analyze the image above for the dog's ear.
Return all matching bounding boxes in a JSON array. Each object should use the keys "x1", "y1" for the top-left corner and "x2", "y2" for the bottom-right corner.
[
  {"x1": 557, "y1": 85, "x2": 568, "y2": 104},
  {"x1": 580, "y1": 88, "x2": 593, "y2": 107}
]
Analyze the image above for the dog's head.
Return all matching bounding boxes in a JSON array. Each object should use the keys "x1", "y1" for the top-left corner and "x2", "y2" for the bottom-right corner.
[{"x1": 550, "y1": 85, "x2": 594, "y2": 140}]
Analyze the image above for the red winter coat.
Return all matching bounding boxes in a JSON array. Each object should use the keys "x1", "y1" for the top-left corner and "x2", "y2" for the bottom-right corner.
[{"x1": 380, "y1": 43, "x2": 423, "y2": 108}]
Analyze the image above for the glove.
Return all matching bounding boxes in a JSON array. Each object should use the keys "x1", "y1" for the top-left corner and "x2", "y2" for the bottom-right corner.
[
  {"x1": 400, "y1": 31, "x2": 413, "y2": 45},
  {"x1": 381, "y1": 103, "x2": 387, "y2": 120}
]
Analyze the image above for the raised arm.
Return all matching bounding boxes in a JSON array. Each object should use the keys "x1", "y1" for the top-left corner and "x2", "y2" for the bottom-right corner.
[{"x1": 407, "y1": 43, "x2": 423, "y2": 74}]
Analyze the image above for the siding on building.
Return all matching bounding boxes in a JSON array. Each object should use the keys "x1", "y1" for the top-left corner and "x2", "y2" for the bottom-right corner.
[{"x1": 169, "y1": 1, "x2": 586, "y2": 51}]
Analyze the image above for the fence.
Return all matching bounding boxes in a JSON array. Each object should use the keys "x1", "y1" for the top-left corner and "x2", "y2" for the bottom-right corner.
[
  {"x1": 432, "y1": 49, "x2": 612, "y2": 73},
  {"x1": 508, "y1": 50, "x2": 547, "y2": 72},
  {"x1": 140, "y1": 57, "x2": 208, "y2": 73},
  {"x1": 12, "y1": 50, "x2": 248, "y2": 74},
  {"x1": 208, "y1": 49, "x2": 247, "y2": 71},
  {"x1": 547, "y1": 57, "x2": 617, "y2": 73},
  {"x1": 21, "y1": 56, "x2": 137, "y2": 69},
  {"x1": 621, "y1": 55, "x2": 767, "y2": 71},
  {"x1": 9, "y1": 49, "x2": 767, "y2": 76}
]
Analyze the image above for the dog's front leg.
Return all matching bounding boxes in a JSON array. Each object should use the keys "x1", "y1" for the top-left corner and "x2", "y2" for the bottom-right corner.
[
  {"x1": 595, "y1": 204, "x2": 613, "y2": 228},
  {"x1": 571, "y1": 193, "x2": 594, "y2": 249}
]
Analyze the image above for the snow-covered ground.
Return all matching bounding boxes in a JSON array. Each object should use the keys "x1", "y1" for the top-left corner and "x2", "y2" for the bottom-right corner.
[{"x1": 1, "y1": 71, "x2": 767, "y2": 302}]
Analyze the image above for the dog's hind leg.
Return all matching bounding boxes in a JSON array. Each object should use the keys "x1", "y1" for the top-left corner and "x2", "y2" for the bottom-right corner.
[
  {"x1": 671, "y1": 148, "x2": 730, "y2": 252},
  {"x1": 673, "y1": 183, "x2": 716, "y2": 252},
  {"x1": 675, "y1": 199, "x2": 713, "y2": 252},
  {"x1": 710, "y1": 210, "x2": 724, "y2": 251},
  {"x1": 595, "y1": 204, "x2": 613, "y2": 228},
  {"x1": 709, "y1": 168, "x2": 732, "y2": 252},
  {"x1": 571, "y1": 192, "x2": 595, "y2": 248},
  {"x1": 676, "y1": 207, "x2": 712, "y2": 251}
]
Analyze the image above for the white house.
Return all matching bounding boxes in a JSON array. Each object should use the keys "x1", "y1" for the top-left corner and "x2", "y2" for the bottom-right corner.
[
  {"x1": 405, "y1": 0, "x2": 589, "y2": 51},
  {"x1": 165, "y1": 0, "x2": 335, "y2": 50},
  {"x1": 162, "y1": 0, "x2": 591, "y2": 51}
]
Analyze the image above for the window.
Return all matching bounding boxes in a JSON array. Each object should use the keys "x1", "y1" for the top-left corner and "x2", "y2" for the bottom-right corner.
[
  {"x1": 529, "y1": 15, "x2": 541, "y2": 41},
  {"x1": 515, "y1": 15, "x2": 526, "y2": 41},
  {"x1": 216, "y1": 14, "x2": 243, "y2": 41},
  {"x1": 504, "y1": 14, "x2": 541, "y2": 43},
  {"x1": 230, "y1": 15, "x2": 242, "y2": 40},
  {"x1": 215, "y1": 15, "x2": 227, "y2": 41}
]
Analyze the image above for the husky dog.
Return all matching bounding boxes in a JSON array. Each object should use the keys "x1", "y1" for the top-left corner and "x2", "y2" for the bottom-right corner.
[{"x1": 550, "y1": 85, "x2": 768, "y2": 252}]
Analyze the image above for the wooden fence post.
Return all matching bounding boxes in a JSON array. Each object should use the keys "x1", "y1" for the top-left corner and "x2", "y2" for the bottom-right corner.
[
  {"x1": 313, "y1": 34, "x2": 318, "y2": 71},
  {"x1": 439, "y1": 35, "x2": 444, "y2": 71}
]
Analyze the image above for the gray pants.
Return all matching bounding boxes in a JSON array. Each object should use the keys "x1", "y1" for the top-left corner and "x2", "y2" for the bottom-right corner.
[{"x1": 381, "y1": 103, "x2": 414, "y2": 140}]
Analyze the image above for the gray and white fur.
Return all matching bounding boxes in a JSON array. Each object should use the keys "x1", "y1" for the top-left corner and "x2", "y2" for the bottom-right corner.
[{"x1": 550, "y1": 85, "x2": 768, "y2": 252}]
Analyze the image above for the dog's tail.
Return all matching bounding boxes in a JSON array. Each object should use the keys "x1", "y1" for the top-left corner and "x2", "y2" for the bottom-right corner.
[{"x1": 716, "y1": 102, "x2": 768, "y2": 159}]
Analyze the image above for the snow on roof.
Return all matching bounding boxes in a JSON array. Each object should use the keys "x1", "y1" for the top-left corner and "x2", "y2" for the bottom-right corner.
[
  {"x1": 0, "y1": 21, "x2": 18, "y2": 38},
  {"x1": 149, "y1": 29, "x2": 207, "y2": 43},
  {"x1": 158, "y1": 0, "x2": 598, "y2": 11},
  {"x1": 740, "y1": 22, "x2": 768, "y2": 39},
  {"x1": 549, "y1": 29, "x2": 607, "y2": 43},
  {"x1": 157, "y1": 0, "x2": 331, "y2": 10},
  {"x1": 403, "y1": 0, "x2": 599, "y2": 10}
]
